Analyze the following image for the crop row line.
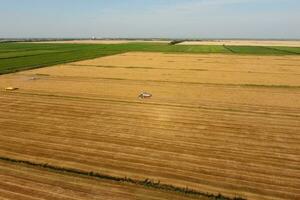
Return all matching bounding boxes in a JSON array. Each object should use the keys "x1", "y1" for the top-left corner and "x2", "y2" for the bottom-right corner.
[
  {"x1": 67, "y1": 64, "x2": 300, "y2": 75},
  {"x1": 31, "y1": 74, "x2": 300, "y2": 89}
]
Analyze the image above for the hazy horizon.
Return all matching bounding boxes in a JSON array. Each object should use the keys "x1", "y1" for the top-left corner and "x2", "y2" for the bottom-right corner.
[{"x1": 1, "y1": 0, "x2": 300, "y2": 39}]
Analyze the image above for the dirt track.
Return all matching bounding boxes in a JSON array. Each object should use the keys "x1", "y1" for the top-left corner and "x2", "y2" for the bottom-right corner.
[
  {"x1": 0, "y1": 53, "x2": 299, "y2": 200},
  {"x1": 179, "y1": 40, "x2": 300, "y2": 47},
  {"x1": 30, "y1": 39, "x2": 300, "y2": 47}
]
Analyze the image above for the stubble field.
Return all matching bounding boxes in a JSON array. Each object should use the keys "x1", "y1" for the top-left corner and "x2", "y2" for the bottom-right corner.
[
  {"x1": 1, "y1": 159, "x2": 206, "y2": 200},
  {"x1": 0, "y1": 52, "x2": 300, "y2": 200}
]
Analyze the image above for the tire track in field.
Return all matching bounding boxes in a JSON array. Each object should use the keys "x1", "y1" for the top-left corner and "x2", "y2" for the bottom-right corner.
[
  {"x1": 1, "y1": 126, "x2": 299, "y2": 171},
  {"x1": 4, "y1": 91, "x2": 292, "y2": 117},
  {"x1": 1, "y1": 94, "x2": 298, "y2": 153},
  {"x1": 2, "y1": 98, "x2": 299, "y2": 136},
  {"x1": 66, "y1": 64, "x2": 300, "y2": 75},
  {"x1": 0, "y1": 148, "x2": 296, "y2": 200},
  {"x1": 0, "y1": 182, "x2": 78, "y2": 200},
  {"x1": 1, "y1": 94, "x2": 297, "y2": 140},
  {"x1": 20, "y1": 74, "x2": 300, "y2": 89},
  {"x1": 2, "y1": 102, "x2": 300, "y2": 153},
  {"x1": 0, "y1": 188, "x2": 42, "y2": 200},
  {"x1": 2, "y1": 91, "x2": 300, "y2": 119},
  {"x1": 1, "y1": 136, "x2": 299, "y2": 190},
  {"x1": 0, "y1": 108, "x2": 298, "y2": 200}
]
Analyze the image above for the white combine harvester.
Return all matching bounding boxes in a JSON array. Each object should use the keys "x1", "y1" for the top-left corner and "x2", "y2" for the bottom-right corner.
[
  {"x1": 139, "y1": 92, "x2": 152, "y2": 99},
  {"x1": 5, "y1": 87, "x2": 19, "y2": 91}
]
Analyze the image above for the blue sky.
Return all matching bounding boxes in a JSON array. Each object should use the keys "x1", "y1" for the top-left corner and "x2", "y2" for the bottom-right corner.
[{"x1": 0, "y1": 0, "x2": 299, "y2": 39}]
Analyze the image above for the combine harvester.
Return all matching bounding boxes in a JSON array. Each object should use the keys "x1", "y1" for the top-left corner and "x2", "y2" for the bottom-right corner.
[{"x1": 139, "y1": 92, "x2": 152, "y2": 99}]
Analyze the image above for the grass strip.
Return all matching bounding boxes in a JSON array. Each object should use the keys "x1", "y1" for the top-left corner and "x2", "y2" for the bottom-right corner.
[{"x1": 0, "y1": 156, "x2": 245, "y2": 200}]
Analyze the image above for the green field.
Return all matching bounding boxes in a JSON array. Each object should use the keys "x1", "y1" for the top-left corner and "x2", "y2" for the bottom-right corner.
[{"x1": 0, "y1": 42, "x2": 299, "y2": 74}]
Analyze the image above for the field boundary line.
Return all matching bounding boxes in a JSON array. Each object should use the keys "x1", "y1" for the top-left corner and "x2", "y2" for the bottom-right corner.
[
  {"x1": 0, "y1": 156, "x2": 245, "y2": 200},
  {"x1": 67, "y1": 64, "x2": 300, "y2": 75},
  {"x1": 34, "y1": 75, "x2": 300, "y2": 89},
  {"x1": 222, "y1": 45, "x2": 236, "y2": 53},
  {"x1": 261, "y1": 46, "x2": 300, "y2": 55}
]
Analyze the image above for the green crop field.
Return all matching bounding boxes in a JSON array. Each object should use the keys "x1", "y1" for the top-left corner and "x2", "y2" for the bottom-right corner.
[
  {"x1": 222, "y1": 45, "x2": 297, "y2": 55},
  {"x1": 271, "y1": 46, "x2": 300, "y2": 54},
  {"x1": 0, "y1": 42, "x2": 300, "y2": 74}
]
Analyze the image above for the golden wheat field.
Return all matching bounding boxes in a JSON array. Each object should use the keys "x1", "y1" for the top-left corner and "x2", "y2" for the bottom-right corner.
[
  {"x1": 0, "y1": 160, "x2": 206, "y2": 200},
  {"x1": 0, "y1": 52, "x2": 300, "y2": 200}
]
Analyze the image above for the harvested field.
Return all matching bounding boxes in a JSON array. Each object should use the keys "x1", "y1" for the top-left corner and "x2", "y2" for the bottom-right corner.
[
  {"x1": 0, "y1": 160, "x2": 206, "y2": 200},
  {"x1": 179, "y1": 40, "x2": 300, "y2": 47},
  {"x1": 21, "y1": 52, "x2": 300, "y2": 86},
  {"x1": 0, "y1": 52, "x2": 300, "y2": 200}
]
